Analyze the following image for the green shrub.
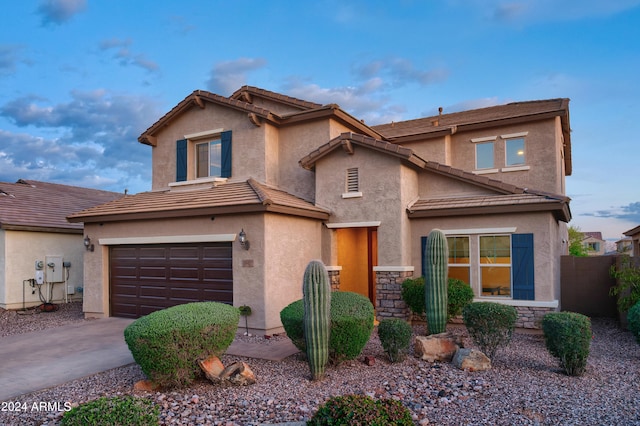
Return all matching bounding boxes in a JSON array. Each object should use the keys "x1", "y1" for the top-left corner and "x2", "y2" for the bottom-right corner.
[
  {"x1": 462, "y1": 302, "x2": 517, "y2": 359},
  {"x1": 401, "y1": 277, "x2": 474, "y2": 320},
  {"x1": 628, "y1": 301, "x2": 640, "y2": 344},
  {"x1": 542, "y1": 312, "x2": 592, "y2": 376},
  {"x1": 448, "y1": 278, "x2": 475, "y2": 319},
  {"x1": 609, "y1": 255, "x2": 640, "y2": 314},
  {"x1": 307, "y1": 394, "x2": 413, "y2": 426},
  {"x1": 377, "y1": 318, "x2": 413, "y2": 363},
  {"x1": 401, "y1": 276, "x2": 425, "y2": 315},
  {"x1": 124, "y1": 301, "x2": 239, "y2": 388},
  {"x1": 60, "y1": 396, "x2": 158, "y2": 426},
  {"x1": 280, "y1": 291, "x2": 374, "y2": 364}
]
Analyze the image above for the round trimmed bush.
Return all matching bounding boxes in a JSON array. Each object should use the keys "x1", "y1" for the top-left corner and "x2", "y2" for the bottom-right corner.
[
  {"x1": 628, "y1": 301, "x2": 640, "y2": 344},
  {"x1": 463, "y1": 301, "x2": 517, "y2": 359},
  {"x1": 60, "y1": 396, "x2": 158, "y2": 426},
  {"x1": 378, "y1": 318, "x2": 413, "y2": 363},
  {"x1": 542, "y1": 311, "x2": 592, "y2": 376},
  {"x1": 124, "y1": 301, "x2": 239, "y2": 388},
  {"x1": 308, "y1": 394, "x2": 413, "y2": 426},
  {"x1": 280, "y1": 291, "x2": 374, "y2": 363}
]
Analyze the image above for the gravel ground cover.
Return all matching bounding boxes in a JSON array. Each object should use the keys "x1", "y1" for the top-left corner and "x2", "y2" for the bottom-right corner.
[{"x1": 1, "y1": 302, "x2": 639, "y2": 425}]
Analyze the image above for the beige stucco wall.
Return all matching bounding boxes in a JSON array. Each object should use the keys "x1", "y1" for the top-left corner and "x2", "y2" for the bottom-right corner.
[
  {"x1": 150, "y1": 104, "x2": 269, "y2": 190},
  {"x1": 401, "y1": 118, "x2": 564, "y2": 195},
  {"x1": 0, "y1": 230, "x2": 84, "y2": 309},
  {"x1": 409, "y1": 212, "x2": 564, "y2": 303},
  {"x1": 262, "y1": 214, "x2": 323, "y2": 334},
  {"x1": 314, "y1": 145, "x2": 419, "y2": 266}
]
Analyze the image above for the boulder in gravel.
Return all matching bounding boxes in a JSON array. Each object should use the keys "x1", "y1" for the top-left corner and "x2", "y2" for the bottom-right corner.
[
  {"x1": 414, "y1": 332, "x2": 462, "y2": 362},
  {"x1": 452, "y1": 348, "x2": 491, "y2": 371},
  {"x1": 220, "y1": 361, "x2": 257, "y2": 386},
  {"x1": 198, "y1": 355, "x2": 225, "y2": 383},
  {"x1": 133, "y1": 379, "x2": 162, "y2": 391}
]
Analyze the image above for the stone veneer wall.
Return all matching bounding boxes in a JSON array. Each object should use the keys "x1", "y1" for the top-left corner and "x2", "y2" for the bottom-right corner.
[
  {"x1": 515, "y1": 305, "x2": 557, "y2": 329},
  {"x1": 375, "y1": 270, "x2": 413, "y2": 321}
]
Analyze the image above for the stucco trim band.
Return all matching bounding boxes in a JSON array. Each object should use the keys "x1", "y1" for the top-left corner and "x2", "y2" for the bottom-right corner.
[
  {"x1": 325, "y1": 221, "x2": 382, "y2": 229},
  {"x1": 99, "y1": 234, "x2": 237, "y2": 245},
  {"x1": 325, "y1": 266, "x2": 343, "y2": 271},
  {"x1": 473, "y1": 298, "x2": 559, "y2": 309},
  {"x1": 373, "y1": 266, "x2": 415, "y2": 272}
]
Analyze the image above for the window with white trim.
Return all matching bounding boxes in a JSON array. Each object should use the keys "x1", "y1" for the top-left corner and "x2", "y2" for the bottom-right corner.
[
  {"x1": 479, "y1": 235, "x2": 512, "y2": 297},
  {"x1": 196, "y1": 138, "x2": 222, "y2": 178},
  {"x1": 475, "y1": 142, "x2": 494, "y2": 169},
  {"x1": 447, "y1": 236, "x2": 470, "y2": 284},
  {"x1": 505, "y1": 137, "x2": 525, "y2": 167}
]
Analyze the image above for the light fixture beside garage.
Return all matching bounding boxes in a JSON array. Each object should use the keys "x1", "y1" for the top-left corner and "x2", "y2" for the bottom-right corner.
[
  {"x1": 239, "y1": 229, "x2": 250, "y2": 250},
  {"x1": 83, "y1": 235, "x2": 94, "y2": 252}
]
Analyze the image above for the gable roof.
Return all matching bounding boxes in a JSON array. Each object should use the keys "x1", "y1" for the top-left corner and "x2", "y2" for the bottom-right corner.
[
  {"x1": 624, "y1": 225, "x2": 640, "y2": 237},
  {"x1": 583, "y1": 231, "x2": 604, "y2": 241},
  {"x1": 138, "y1": 89, "x2": 381, "y2": 147},
  {"x1": 67, "y1": 179, "x2": 330, "y2": 223},
  {"x1": 0, "y1": 180, "x2": 123, "y2": 233},
  {"x1": 372, "y1": 98, "x2": 572, "y2": 175},
  {"x1": 230, "y1": 85, "x2": 322, "y2": 110},
  {"x1": 300, "y1": 132, "x2": 571, "y2": 222}
]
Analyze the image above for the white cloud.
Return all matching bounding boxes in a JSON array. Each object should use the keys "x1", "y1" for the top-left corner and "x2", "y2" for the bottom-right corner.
[{"x1": 206, "y1": 58, "x2": 268, "y2": 95}]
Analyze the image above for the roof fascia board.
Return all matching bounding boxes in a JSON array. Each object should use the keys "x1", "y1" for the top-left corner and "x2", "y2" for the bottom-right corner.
[
  {"x1": 0, "y1": 224, "x2": 83, "y2": 234},
  {"x1": 407, "y1": 201, "x2": 570, "y2": 221}
]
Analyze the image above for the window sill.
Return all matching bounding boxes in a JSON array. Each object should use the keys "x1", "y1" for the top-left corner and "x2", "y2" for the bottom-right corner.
[
  {"x1": 472, "y1": 168, "x2": 499, "y2": 175},
  {"x1": 342, "y1": 192, "x2": 363, "y2": 199},
  {"x1": 169, "y1": 177, "x2": 228, "y2": 191},
  {"x1": 501, "y1": 165, "x2": 530, "y2": 172}
]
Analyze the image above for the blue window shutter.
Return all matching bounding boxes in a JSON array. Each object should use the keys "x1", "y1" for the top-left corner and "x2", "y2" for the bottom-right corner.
[
  {"x1": 421, "y1": 236, "x2": 427, "y2": 278},
  {"x1": 176, "y1": 139, "x2": 187, "y2": 182},
  {"x1": 512, "y1": 233, "x2": 534, "y2": 300},
  {"x1": 221, "y1": 130, "x2": 232, "y2": 178}
]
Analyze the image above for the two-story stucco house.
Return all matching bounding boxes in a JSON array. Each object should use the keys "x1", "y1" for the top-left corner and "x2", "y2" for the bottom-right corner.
[{"x1": 68, "y1": 86, "x2": 572, "y2": 333}]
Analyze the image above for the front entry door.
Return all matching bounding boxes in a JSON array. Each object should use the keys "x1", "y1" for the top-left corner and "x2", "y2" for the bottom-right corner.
[{"x1": 336, "y1": 227, "x2": 378, "y2": 304}]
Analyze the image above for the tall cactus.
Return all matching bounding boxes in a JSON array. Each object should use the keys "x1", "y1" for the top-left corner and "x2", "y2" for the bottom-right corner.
[
  {"x1": 424, "y1": 229, "x2": 449, "y2": 335},
  {"x1": 302, "y1": 260, "x2": 331, "y2": 380}
]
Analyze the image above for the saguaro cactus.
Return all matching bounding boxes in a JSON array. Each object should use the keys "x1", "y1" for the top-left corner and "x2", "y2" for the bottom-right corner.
[
  {"x1": 302, "y1": 260, "x2": 331, "y2": 380},
  {"x1": 424, "y1": 229, "x2": 449, "y2": 335}
]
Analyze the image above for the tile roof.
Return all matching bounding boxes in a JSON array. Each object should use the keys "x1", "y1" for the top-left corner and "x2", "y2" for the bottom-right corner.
[
  {"x1": 624, "y1": 225, "x2": 640, "y2": 237},
  {"x1": 583, "y1": 231, "x2": 604, "y2": 240},
  {"x1": 230, "y1": 85, "x2": 322, "y2": 110},
  {"x1": 0, "y1": 180, "x2": 124, "y2": 232},
  {"x1": 407, "y1": 193, "x2": 571, "y2": 222},
  {"x1": 67, "y1": 179, "x2": 331, "y2": 223}
]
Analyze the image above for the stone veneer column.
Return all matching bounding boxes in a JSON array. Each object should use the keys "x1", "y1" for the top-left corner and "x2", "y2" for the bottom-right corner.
[
  {"x1": 326, "y1": 266, "x2": 341, "y2": 291},
  {"x1": 374, "y1": 266, "x2": 414, "y2": 322}
]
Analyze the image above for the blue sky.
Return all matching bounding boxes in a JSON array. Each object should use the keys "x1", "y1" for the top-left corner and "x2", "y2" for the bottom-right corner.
[{"x1": 1, "y1": 1, "x2": 639, "y2": 242}]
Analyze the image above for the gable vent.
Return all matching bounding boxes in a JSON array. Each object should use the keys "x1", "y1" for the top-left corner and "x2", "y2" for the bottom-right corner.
[{"x1": 346, "y1": 168, "x2": 359, "y2": 192}]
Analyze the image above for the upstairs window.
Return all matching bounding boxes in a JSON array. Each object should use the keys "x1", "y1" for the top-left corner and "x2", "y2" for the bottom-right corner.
[
  {"x1": 505, "y1": 138, "x2": 525, "y2": 167},
  {"x1": 196, "y1": 139, "x2": 222, "y2": 178},
  {"x1": 475, "y1": 142, "x2": 494, "y2": 169},
  {"x1": 176, "y1": 130, "x2": 232, "y2": 182}
]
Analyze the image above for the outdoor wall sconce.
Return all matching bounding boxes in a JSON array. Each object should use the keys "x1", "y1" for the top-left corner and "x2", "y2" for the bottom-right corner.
[
  {"x1": 239, "y1": 229, "x2": 250, "y2": 250},
  {"x1": 83, "y1": 235, "x2": 95, "y2": 252}
]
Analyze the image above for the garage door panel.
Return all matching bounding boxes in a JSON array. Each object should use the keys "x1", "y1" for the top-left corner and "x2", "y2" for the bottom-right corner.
[{"x1": 110, "y1": 242, "x2": 233, "y2": 318}]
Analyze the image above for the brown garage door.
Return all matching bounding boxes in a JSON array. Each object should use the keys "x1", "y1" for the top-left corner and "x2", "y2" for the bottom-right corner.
[{"x1": 110, "y1": 242, "x2": 233, "y2": 318}]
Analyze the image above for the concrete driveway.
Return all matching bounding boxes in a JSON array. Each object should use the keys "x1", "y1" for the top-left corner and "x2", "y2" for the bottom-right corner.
[{"x1": 0, "y1": 317, "x2": 135, "y2": 401}]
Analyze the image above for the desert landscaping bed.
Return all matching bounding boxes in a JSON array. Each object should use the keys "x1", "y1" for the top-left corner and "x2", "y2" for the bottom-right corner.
[{"x1": 1, "y1": 302, "x2": 639, "y2": 425}]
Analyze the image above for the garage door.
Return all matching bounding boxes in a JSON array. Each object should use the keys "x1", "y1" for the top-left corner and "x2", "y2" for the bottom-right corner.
[{"x1": 110, "y1": 242, "x2": 233, "y2": 318}]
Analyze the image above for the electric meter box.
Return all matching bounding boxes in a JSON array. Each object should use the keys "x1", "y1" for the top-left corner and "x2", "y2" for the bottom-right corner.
[{"x1": 45, "y1": 255, "x2": 64, "y2": 283}]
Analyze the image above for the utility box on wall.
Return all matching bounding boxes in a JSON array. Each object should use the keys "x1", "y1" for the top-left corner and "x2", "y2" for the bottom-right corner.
[{"x1": 45, "y1": 255, "x2": 64, "y2": 283}]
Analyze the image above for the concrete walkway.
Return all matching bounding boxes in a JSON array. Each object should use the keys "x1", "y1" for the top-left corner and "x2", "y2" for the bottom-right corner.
[{"x1": 0, "y1": 317, "x2": 300, "y2": 401}]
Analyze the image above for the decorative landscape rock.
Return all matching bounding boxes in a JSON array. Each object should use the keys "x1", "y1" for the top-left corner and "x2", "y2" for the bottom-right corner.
[
  {"x1": 414, "y1": 332, "x2": 463, "y2": 362},
  {"x1": 452, "y1": 348, "x2": 492, "y2": 371},
  {"x1": 133, "y1": 379, "x2": 162, "y2": 392},
  {"x1": 198, "y1": 356, "x2": 256, "y2": 386}
]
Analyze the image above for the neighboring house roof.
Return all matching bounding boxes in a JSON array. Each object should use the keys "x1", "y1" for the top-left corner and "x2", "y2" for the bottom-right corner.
[
  {"x1": 0, "y1": 179, "x2": 123, "y2": 233},
  {"x1": 372, "y1": 98, "x2": 572, "y2": 175},
  {"x1": 67, "y1": 178, "x2": 331, "y2": 223},
  {"x1": 138, "y1": 90, "x2": 382, "y2": 147},
  {"x1": 583, "y1": 232, "x2": 604, "y2": 241},
  {"x1": 300, "y1": 132, "x2": 571, "y2": 222},
  {"x1": 624, "y1": 225, "x2": 640, "y2": 237}
]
